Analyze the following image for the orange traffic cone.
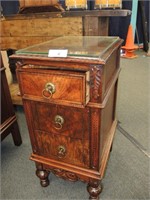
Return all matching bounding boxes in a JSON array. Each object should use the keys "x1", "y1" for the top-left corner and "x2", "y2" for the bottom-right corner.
[{"x1": 122, "y1": 24, "x2": 138, "y2": 58}]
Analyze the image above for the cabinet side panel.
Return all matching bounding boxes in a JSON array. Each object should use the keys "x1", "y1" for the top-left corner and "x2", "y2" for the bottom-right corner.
[
  {"x1": 100, "y1": 85, "x2": 115, "y2": 160},
  {"x1": 102, "y1": 49, "x2": 119, "y2": 99}
]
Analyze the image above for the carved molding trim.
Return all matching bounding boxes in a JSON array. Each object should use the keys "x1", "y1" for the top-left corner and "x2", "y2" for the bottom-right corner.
[
  {"x1": 90, "y1": 65, "x2": 103, "y2": 101},
  {"x1": 52, "y1": 168, "x2": 79, "y2": 182}
]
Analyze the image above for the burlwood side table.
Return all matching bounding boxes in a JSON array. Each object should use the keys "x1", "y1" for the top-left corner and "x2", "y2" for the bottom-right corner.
[{"x1": 11, "y1": 36, "x2": 123, "y2": 199}]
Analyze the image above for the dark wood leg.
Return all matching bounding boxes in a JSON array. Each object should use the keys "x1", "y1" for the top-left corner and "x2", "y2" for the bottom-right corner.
[
  {"x1": 87, "y1": 180, "x2": 102, "y2": 200},
  {"x1": 36, "y1": 169, "x2": 50, "y2": 187},
  {"x1": 11, "y1": 122, "x2": 22, "y2": 146}
]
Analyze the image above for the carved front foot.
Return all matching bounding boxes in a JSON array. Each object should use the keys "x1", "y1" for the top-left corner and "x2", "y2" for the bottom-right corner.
[
  {"x1": 87, "y1": 180, "x2": 102, "y2": 200},
  {"x1": 36, "y1": 169, "x2": 50, "y2": 187}
]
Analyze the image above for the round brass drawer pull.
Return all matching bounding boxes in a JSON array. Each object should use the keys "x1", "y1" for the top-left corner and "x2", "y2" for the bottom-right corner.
[
  {"x1": 54, "y1": 115, "x2": 64, "y2": 130},
  {"x1": 42, "y1": 82, "x2": 56, "y2": 99},
  {"x1": 57, "y1": 145, "x2": 66, "y2": 158}
]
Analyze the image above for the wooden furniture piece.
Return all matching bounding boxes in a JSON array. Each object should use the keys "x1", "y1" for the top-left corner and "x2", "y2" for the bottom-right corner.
[
  {"x1": 11, "y1": 36, "x2": 123, "y2": 199},
  {"x1": 4, "y1": 49, "x2": 23, "y2": 105},
  {"x1": 0, "y1": 54, "x2": 22, "y2": 145},
  {"x1": 18, "y1": 0, "x2": 64, "y2": 12},
  {"x1": 95, "y1": 0, "x2": 122, "y2": 9},
  {"x1": 9, "y1": 83, "x2": 22, "y2": 105},
  {"x1": 1, "y1": 10, "x2": 131, "y2": 50}
]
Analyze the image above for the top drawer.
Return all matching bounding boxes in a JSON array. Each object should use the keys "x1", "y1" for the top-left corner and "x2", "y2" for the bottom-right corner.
[{"x1": 17, "y1": 66, "x2": 90, "y2": 107}]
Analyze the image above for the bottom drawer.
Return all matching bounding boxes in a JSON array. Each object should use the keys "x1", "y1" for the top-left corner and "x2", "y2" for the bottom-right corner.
[{"x1": 35, "y1": 130, "x2": 89, "y2": 168}]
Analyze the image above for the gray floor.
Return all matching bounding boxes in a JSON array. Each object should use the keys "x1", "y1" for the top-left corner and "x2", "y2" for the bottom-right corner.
[{"x1": 1, "y1": 50, "x2": 150, "y2": 200}]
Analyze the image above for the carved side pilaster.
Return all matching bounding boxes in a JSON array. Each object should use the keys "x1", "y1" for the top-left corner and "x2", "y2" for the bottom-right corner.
[
  {"x1": 90, "y1": 108, "x2": 100, "y2": 170},
  {"x1": 90, "y1": 65, "x2": 103, "y2": 102}
]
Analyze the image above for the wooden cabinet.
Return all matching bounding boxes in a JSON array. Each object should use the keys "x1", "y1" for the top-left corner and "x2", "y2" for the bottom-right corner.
[{"x1": 11, "y1": 36, "x2": 123, "y2": 199}]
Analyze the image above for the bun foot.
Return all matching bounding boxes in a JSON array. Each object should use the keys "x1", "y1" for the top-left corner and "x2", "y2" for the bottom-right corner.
[
  {"x1": 36, "y1": 169, "x2": 50, "y2": 187},
  {"x1": 87, "y1": 180, "x2": 102, "y2": 200}
]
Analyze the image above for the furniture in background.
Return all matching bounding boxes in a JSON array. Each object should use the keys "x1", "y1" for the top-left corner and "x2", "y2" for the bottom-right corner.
[
  {"x1": 11, "y1": 36, "x2": 123, "y2": 199},
  {"x1": 1, "y1": 10, "x2": 131, "y2": 50},
  {"x1": 0, "y1": 54, "x2": 22, "y2": 146},
  {"x1": 18, "y1": 0, "x2": 65, "y2": 12},
  {"x1": 5, "y1": 49, "x2": 23, "y2": 106}
]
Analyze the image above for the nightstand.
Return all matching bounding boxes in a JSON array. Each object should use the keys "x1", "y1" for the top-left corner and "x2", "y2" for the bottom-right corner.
[{"x1": 11, "y1": 36, "x2": 123, "y2": 199}]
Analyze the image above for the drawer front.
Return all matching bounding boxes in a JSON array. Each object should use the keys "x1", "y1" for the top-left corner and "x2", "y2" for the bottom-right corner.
[
  {"x1": 35, "y1": 130, "x2": 89, "y2": 168},
  {"x1": 31, "y1": 102, "x2": 90, "y2": 168},
  {"x1": 18, "y1": 68, "x2": 90, "y2": 106},
  {"x1": 32, "y1": 102, "x2": 89, "y2": 140}
]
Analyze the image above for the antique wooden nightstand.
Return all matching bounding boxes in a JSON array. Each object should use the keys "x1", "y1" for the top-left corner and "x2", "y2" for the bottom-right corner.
[{"x1": 11, "y1": 36, "x2": 123, "y2": 199}]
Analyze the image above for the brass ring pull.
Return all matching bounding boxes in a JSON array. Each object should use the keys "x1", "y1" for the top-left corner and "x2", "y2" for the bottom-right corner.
[
  {"x1": 42, "y1": 89, "x2": 53, "y2": 99},
  {"x1": 54, "y1": 115, "x2": 64, "y2": 130},
  {"x1": 42, "y1": 82, "x2": 56, "y2": 99},
  {"x1": 57, "y1": 145, "x2": 66, "y2": 158}
]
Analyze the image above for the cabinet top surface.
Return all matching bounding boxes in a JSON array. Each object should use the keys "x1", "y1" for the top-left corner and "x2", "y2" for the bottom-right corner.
[{"x1": 16, "y1": 36, "x2": 120, "y2": 61}]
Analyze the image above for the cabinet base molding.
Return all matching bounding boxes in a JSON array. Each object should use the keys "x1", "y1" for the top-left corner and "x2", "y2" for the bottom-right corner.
[{"x1": 31, "y1": 154, "x2": 101, "y2": 181}]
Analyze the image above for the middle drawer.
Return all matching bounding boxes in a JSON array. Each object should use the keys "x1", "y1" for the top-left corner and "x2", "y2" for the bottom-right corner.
[{"x1": 31, "y1": 102, "x2": 89, "y2": 140}]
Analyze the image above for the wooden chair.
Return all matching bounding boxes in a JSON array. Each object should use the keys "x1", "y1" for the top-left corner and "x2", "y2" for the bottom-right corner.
[{"x1": 0, "y1": 54, "x2": 22, "y2": 146}]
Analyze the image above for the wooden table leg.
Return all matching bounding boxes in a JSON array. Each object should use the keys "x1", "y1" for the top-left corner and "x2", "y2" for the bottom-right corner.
[
  {"x1": 83, "y1": 16, "x2": 109, "y2": 36},
  {"x1": 11, "y1": 121, "x2": 22, "y2": 146},
  {"x1": 87, "y1": 179, "x2": 102, "y2": 199}
]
